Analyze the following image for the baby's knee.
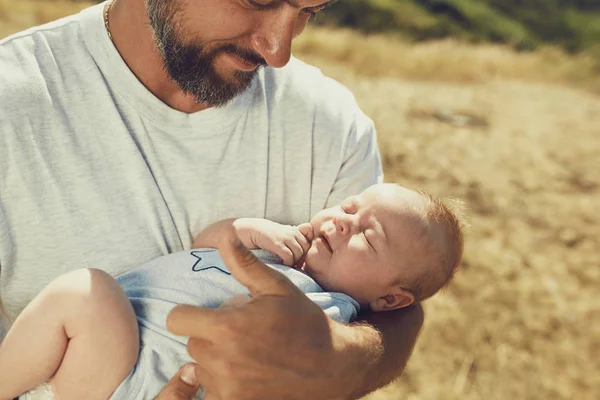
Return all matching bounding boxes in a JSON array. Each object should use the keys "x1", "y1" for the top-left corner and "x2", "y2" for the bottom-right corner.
[
  {"x1": 47, "y1": 268, "x2": 126, "y2": 307},
  {"x1": 84, "y1": 269, "x2": 140, "y2": 358},
  {"x1": 82, "y1": 270, "x2": 140, "y2": 376},
  {"x1": 46, "y1": 268, "x2": 116, "y2": 295},
  {"x1": 47, "y1": 268, "x2": 139, "y2": 348},
  {"x1": 71, "y1": 268, "x2": 138, "y2": 333}
]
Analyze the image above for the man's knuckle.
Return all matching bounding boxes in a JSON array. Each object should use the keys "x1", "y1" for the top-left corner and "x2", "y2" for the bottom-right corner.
[
  {"x1": 217, "y1": 321, "x2": 239, "y2": 342},
  {"x1": 187, "y1": 338, "x2": 203, "y2": 359},
  {"x1": 214, "y1": 358, "x2": 239, "y2": 379},
  {"x1": 273, "y1": 273, "x2": 292, "y2": 288}
]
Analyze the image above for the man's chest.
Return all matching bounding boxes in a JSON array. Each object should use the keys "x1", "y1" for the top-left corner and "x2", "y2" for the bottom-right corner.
[{"x1": 0, "y1": 116, "x2": 322, "y2": 316}]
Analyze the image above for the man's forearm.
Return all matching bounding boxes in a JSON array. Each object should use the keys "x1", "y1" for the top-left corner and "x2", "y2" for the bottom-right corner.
[{"x1": 347, "y1": 304, "x2": 424, "y2": 398}]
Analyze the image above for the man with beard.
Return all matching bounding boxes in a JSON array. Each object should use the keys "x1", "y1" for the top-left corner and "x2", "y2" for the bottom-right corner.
[{"x1": 0, "y1": 0, "x2": 424, "y2": 399}]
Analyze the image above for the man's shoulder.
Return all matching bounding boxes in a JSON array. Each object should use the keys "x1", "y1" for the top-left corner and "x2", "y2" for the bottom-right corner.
[
  {"x1": 0, "y1": 11, "x2": 84, "y2": 66},
  {"x1": 0, "y1": 36, "x2": 44, "y2": 118},
  {"x1": 0, "y1": 14, "x2": 86, "y2": 119},
  {"x1": 262, "y1": 57, "x2": 359, "y2": 112}
]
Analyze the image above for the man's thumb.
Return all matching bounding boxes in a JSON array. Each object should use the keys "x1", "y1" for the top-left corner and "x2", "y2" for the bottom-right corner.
[
  {"x1": 154, "y1": 364, "x2": 202, "y2": 400},
  {"x1": 218, "y1": 225, "x2": 299, "y2": 297}
]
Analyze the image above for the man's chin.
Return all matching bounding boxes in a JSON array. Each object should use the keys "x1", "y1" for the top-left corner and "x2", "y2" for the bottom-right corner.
[
  {"x1": 218, "y1": 75, "x2": 252, "y2": 91},
  {"x1": 202, "y1": 70, "x2": 258, "y2": 105},
  {"x1": 231, "y1": 69, "x2": 260, "y2": 87},
  {"x1": 162, "y1": 57, "x2": 260, "y2": 107},
  {"x1": 173, "y1": 74, "x2": 254, "y2": 107}
]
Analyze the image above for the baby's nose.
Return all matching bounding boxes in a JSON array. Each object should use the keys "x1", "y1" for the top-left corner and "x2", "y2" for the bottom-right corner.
[{"x1": 333, "y1": 216, "x2": 352, "y2": 235}]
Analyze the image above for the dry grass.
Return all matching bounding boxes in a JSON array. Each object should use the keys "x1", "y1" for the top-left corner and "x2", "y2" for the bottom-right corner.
[
  {"x1": 342, "y1": 75, "x2": 600, "y2": 400},
  {"x1": 294, "y1": 26, "x2": 600, "y2": 94},
  {"x1": 2, "y1": 3, "x2": 599, "y2": 400},
  {"x1": 0, "y1": 0, "x2": 92, "y2": 38},
  {"x1": 295, "y1": 30, "x2": 600, "y2": 400}
]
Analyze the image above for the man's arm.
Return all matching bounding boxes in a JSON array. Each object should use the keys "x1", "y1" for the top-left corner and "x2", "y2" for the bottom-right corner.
[
  {"x1": 163, "y1": 227, "x2": 423, "y2": 400},
  {"x1": 194, "y1": 226, "x2": 424, "y2": 397},
  {"x1": 346, "y1": 306, "x2": 424, "y2": 397}
]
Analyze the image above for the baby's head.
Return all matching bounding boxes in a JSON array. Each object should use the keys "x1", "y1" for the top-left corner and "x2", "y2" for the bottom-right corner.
[{"x1": 303, "y1": 183, "x2": 464, "y2": 311}]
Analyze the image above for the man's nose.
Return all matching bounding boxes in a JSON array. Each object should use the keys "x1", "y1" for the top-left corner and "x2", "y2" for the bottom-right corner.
[{"x1": 250, "y1": 8, "x2": 298, "y2": 68}]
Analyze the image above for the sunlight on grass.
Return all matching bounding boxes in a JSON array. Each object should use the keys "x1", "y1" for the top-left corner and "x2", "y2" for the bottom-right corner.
[{"x1": 294, "y1": 26, "x2": 600, "y2": 93}]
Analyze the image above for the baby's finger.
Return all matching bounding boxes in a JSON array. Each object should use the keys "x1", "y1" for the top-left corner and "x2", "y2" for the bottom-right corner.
[
  {"x1": 293, "y1": 229, "x2": 312, "y2": 253},
  {"x1": 276, "y1": 244, "x2": 295, "y2": 266},
  {"x1": 297, "y1": 223, "x2": 314, "y2": 241},
  {"x1": 284, "y1": 239, "x2": 304, "y2": 266},
  {"x1": 294, "y1": 254, "x2": 306, "y2": 269},
  {"x1": 252, "y1": 238, "x2": 294, "y2": 266}
]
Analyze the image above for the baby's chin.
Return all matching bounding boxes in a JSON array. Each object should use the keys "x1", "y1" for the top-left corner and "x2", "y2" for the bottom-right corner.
[
  {"x1": 302, "y1": 244, "x2": 321, "y2": 269},
  {"x1": 301, "y1": 253, "x2": 322, "y2": 281}
]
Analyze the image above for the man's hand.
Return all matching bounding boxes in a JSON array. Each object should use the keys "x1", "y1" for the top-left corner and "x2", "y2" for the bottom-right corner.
[
  {"x1": 166, "y1": 226, "x2": 362, "y2": 400},
  {"x1": 154, "y1": 364, "x2": 202, "y2": 400},
  {"x1": 233, "y1": 218, "x2": 312, "y2": 266}
]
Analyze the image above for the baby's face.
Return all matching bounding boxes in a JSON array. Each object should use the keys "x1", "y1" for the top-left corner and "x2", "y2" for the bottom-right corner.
[{"x1": 304, "y1": 184, "x2": 428, "y2": 308}]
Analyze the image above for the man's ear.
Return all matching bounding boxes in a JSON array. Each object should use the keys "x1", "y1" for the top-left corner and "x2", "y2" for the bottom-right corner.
[{"x1": 369, "y1": 289, "x2": 415, "y2": 312}]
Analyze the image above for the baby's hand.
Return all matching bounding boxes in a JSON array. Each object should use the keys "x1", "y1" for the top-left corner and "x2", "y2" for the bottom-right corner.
[
  {"x1": 294, "y1": 222, "x2": 314, "y2": 269},
  {"x1": 233, "y1": 218, "x2": 312, "y2": 266}
]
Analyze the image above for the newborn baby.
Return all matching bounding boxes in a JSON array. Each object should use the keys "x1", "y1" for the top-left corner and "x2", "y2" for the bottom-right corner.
[{"x1": 0, "y1": 183, "x2": 464, "y2": 400}]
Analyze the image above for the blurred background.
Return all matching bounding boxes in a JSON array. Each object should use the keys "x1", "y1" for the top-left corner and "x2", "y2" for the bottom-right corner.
[{"x1": 1, "y1": 1, "x2": 599, "y2": 399}]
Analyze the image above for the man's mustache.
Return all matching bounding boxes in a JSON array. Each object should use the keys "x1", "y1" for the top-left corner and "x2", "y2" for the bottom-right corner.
[{"x1": 218, "y1": 43, "x2": 267, "y2": 67}]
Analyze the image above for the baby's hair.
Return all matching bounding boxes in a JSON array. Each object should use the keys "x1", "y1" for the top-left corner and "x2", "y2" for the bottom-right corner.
[{"x1": 406, "y1": 189, "x2": 467, "y2": 302}]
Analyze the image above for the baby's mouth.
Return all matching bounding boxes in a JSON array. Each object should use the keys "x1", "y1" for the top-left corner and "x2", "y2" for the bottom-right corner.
[{"x1": 320, "y1": 234, "x2": 333, "y2": 253}]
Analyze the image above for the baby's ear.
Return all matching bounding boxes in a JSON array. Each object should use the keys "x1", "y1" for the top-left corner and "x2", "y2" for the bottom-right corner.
[{"x1": 369, "y1": 289, "x2": 415, "y2": 312}]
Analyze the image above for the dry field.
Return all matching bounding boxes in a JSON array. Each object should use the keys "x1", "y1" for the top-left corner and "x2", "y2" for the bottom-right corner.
[{"x1": 2, "y1": 2, "x2": 599, "y2": 400}]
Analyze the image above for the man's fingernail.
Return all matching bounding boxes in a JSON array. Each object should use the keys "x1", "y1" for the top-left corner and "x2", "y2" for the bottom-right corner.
[{"x1": 180, "y1": 364, "x2": 197, "y2": 386}]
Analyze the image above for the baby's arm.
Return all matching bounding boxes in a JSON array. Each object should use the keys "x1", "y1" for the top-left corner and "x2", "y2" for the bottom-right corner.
[
  {"x1": 0, "y1": 269, "x2": 139, "y2": 400},
  {"x1": 193, "y1": 218, "x2": 240, "y2": 249},
  {"x1": 193, "y1": 218, "x2": 313, "y2": 266}
]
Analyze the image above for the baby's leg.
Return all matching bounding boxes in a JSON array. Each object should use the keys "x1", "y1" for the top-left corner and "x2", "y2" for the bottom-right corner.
[{"x1": 0, "y1": 269, "x2": 139, "y2": 400}]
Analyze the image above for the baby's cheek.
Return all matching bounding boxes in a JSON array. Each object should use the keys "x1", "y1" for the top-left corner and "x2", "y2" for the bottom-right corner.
[{"x1": 303, "y1": 245, "x2": 318, "y2": 267}]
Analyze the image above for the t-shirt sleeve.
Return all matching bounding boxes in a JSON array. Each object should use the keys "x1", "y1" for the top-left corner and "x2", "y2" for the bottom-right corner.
[
  {"x1": 274, "y1": 58, "x2": 384, "y2": 217},
  {"x1": 324, "y1": 108, "x2": 384, "y2": 209},
  {"x1": 306, "y1": 292, "x2": 360, "y2": 324},
  {"x1": 0, "y1": 315, "x2": 7, "y2": 342}
]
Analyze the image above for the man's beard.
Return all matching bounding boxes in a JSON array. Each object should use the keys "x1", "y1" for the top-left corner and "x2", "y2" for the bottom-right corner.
[{"x1": 146, "y1": 0, "x2": 265, "y2": 107}]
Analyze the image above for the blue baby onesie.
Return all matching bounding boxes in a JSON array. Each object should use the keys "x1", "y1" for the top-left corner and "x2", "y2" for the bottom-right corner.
[{"x1": 110, "y1": 249, "x2": 359, "y2": 400}]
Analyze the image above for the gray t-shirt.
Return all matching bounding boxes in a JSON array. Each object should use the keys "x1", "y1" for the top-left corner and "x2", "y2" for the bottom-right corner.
[
  {"x1": 0, "y1": 2, "x2": 382, "y2": 332},
  {"x1": 111, "y1": 249, "x2": 359, "y2": 400}
]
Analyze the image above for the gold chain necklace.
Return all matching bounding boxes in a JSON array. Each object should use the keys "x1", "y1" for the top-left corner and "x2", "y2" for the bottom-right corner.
[{"x1": 104, "y1": 0, "x2": 114, "y2": 42}]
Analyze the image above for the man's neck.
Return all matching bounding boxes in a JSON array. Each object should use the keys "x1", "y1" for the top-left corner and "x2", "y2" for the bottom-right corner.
[{"x1": 108, "y1": 0, "x2": 210, "y2": 113}]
